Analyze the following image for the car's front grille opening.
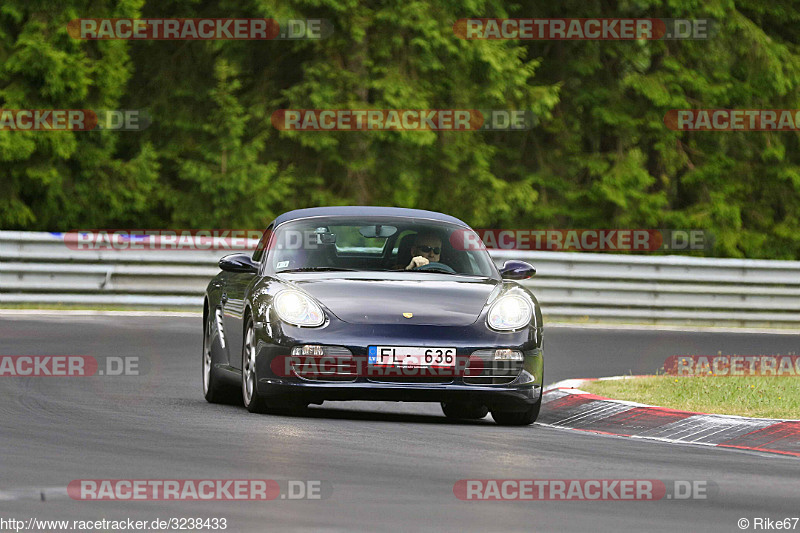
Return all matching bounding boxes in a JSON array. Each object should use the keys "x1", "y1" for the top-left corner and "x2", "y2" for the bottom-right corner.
[
  {"x1": 463, "y1": 350, "x2": 523, "y2": 385},
  {"x1": 289, "y1": 346, "x2": 358, "y2": 382}
]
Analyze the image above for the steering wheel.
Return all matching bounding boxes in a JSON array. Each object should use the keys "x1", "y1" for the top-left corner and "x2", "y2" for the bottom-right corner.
[{"x1": 414, "y1": 261, "x2": 456, "y2": 274}]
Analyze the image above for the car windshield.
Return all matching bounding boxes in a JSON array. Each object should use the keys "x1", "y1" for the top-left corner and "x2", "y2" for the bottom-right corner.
[{"x1": 267, "y1": 216, "x2": 497, "y2": 277}]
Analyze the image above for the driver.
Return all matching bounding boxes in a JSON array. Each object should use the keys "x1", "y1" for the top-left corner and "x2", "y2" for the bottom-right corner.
[{"x1": 406, "y1": 232, "x2": 443, "y2": 270}]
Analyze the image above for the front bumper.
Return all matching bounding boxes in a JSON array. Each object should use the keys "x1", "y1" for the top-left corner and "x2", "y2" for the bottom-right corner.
[
  {"x1": 252, "y1": 320, "x2": 544, "y2": 411},
  {"x1": 255, "y1": 379, "x2": 541, "y2": 411}
]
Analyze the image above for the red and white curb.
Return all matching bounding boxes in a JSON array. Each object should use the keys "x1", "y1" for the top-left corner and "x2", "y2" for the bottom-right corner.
[{"x1": 540, "y1": 377, "x2": 800, "y2": 457}]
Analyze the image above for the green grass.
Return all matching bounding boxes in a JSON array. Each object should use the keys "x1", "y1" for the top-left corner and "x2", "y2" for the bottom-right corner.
[{"x1": 581, "y1": 376, "x2": 800, "y2": 419}]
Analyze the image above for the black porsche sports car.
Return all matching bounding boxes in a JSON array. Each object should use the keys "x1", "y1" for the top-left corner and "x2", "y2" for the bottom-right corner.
[{"x1": 202, "y1": 206, "x2": 543, "y2": 425}]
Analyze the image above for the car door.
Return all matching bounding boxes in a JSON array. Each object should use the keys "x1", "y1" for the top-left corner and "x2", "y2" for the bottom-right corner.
[{"x1": 222, "y1": 226, "x2": 271, "y2": 369}]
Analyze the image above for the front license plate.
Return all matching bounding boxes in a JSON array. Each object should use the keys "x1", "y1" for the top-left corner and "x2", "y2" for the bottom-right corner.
[{"x1": 368, "y1": 346, "x2": 456, "y2": 367}]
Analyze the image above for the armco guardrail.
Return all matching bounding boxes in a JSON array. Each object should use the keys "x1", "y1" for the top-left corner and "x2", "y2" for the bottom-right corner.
[{"x1": 2, "y1": 231, "x2": 800, "y2": 326}]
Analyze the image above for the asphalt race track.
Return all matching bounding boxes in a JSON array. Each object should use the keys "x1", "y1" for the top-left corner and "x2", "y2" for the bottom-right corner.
[{"x1": 1, "y1": 314, "x2": 799, "y2": 532}]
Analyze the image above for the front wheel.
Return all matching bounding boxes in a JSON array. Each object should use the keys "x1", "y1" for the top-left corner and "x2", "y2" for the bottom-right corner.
[
  {"x1": 242, "y1": 316, "x2": 269, "y2": 413},
  {"x1": 491, "y1": 397, "x2": 541, "y2": 426}
]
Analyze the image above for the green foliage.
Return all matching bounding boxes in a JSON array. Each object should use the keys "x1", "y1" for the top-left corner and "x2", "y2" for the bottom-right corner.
[{"x1": 2, "y1": 0, "x2": 800, "y2": 258}]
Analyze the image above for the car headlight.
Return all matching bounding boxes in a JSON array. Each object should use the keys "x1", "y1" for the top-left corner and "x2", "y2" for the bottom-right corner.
[
  {"x1": 487, "y1": 293, "x2": 533, "y2": 331},
  {"x1": 273, "y1": 290, "x2": 325, "y2": 327}
]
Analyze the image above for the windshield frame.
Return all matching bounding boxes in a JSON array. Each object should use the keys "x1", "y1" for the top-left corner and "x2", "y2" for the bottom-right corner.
[{"x1": 263, "y1": 215, "x2": 500, "y2": 279}]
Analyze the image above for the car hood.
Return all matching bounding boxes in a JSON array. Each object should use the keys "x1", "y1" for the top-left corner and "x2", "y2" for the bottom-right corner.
[{"x1": 283, "y1": 274, "x2": 500, "y2": 326}]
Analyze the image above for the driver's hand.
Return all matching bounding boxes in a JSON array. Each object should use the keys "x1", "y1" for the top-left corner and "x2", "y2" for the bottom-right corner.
[{"x1": 406, "y1": 256, "x2": 429, "y2": 270}]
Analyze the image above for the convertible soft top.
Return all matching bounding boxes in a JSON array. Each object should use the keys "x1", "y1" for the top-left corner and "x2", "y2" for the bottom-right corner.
[{"x1": 272, "y1": 206, "x2": 470, "y2": 228}]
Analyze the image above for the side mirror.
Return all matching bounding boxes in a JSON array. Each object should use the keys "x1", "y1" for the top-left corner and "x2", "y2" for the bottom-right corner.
[
  {"x1": 499, "y1": 260, "x2": 535, "y2": 280},
  {"x1": 219, "y1": 253, "x2": 259, "y2": 274}
]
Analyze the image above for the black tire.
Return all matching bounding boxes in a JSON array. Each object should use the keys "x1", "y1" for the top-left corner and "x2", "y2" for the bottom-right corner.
[
  {"x1": 203, "y1": 305, "x2": 236, "y2": 404},
  {"x1": 242, "y1": 316, "x2": 269, "y2": 413},
  {"x1": 441, "y1": 402, "x2": 489, "y2": 420},
  {"x1": 491, "y1": 397, "x2": 541, "y2": 426}
]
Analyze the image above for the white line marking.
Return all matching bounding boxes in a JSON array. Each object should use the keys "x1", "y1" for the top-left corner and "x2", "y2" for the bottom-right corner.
[
  {"x1": 535, "y1": 423, "x2": 795, "y2": 459},
  {"x1": 0, "y1": 309, "x2": 201, "y2": 317},
  {"x1": 549, "y1": 386, "x2": 799, "y2": 421},
  {"x1": 549, "y1": 401, "x2": 635, "y2": 427},
  {"x1": 546, "y1": 322, "x2": 800, "y2": 335},
  {"x1": 0, "y1": 487, "x2": 69, "y2": 501}
]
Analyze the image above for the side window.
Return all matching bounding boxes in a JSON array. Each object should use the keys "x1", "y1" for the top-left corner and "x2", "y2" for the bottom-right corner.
[{"x1": 251, "y1": 226, "x2": 273, "y2": 263}]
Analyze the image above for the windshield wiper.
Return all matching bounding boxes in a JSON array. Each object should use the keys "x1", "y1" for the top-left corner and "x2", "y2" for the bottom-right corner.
[{"x1": 279, "y1": 267, "x2": 358, "y2": 273}]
